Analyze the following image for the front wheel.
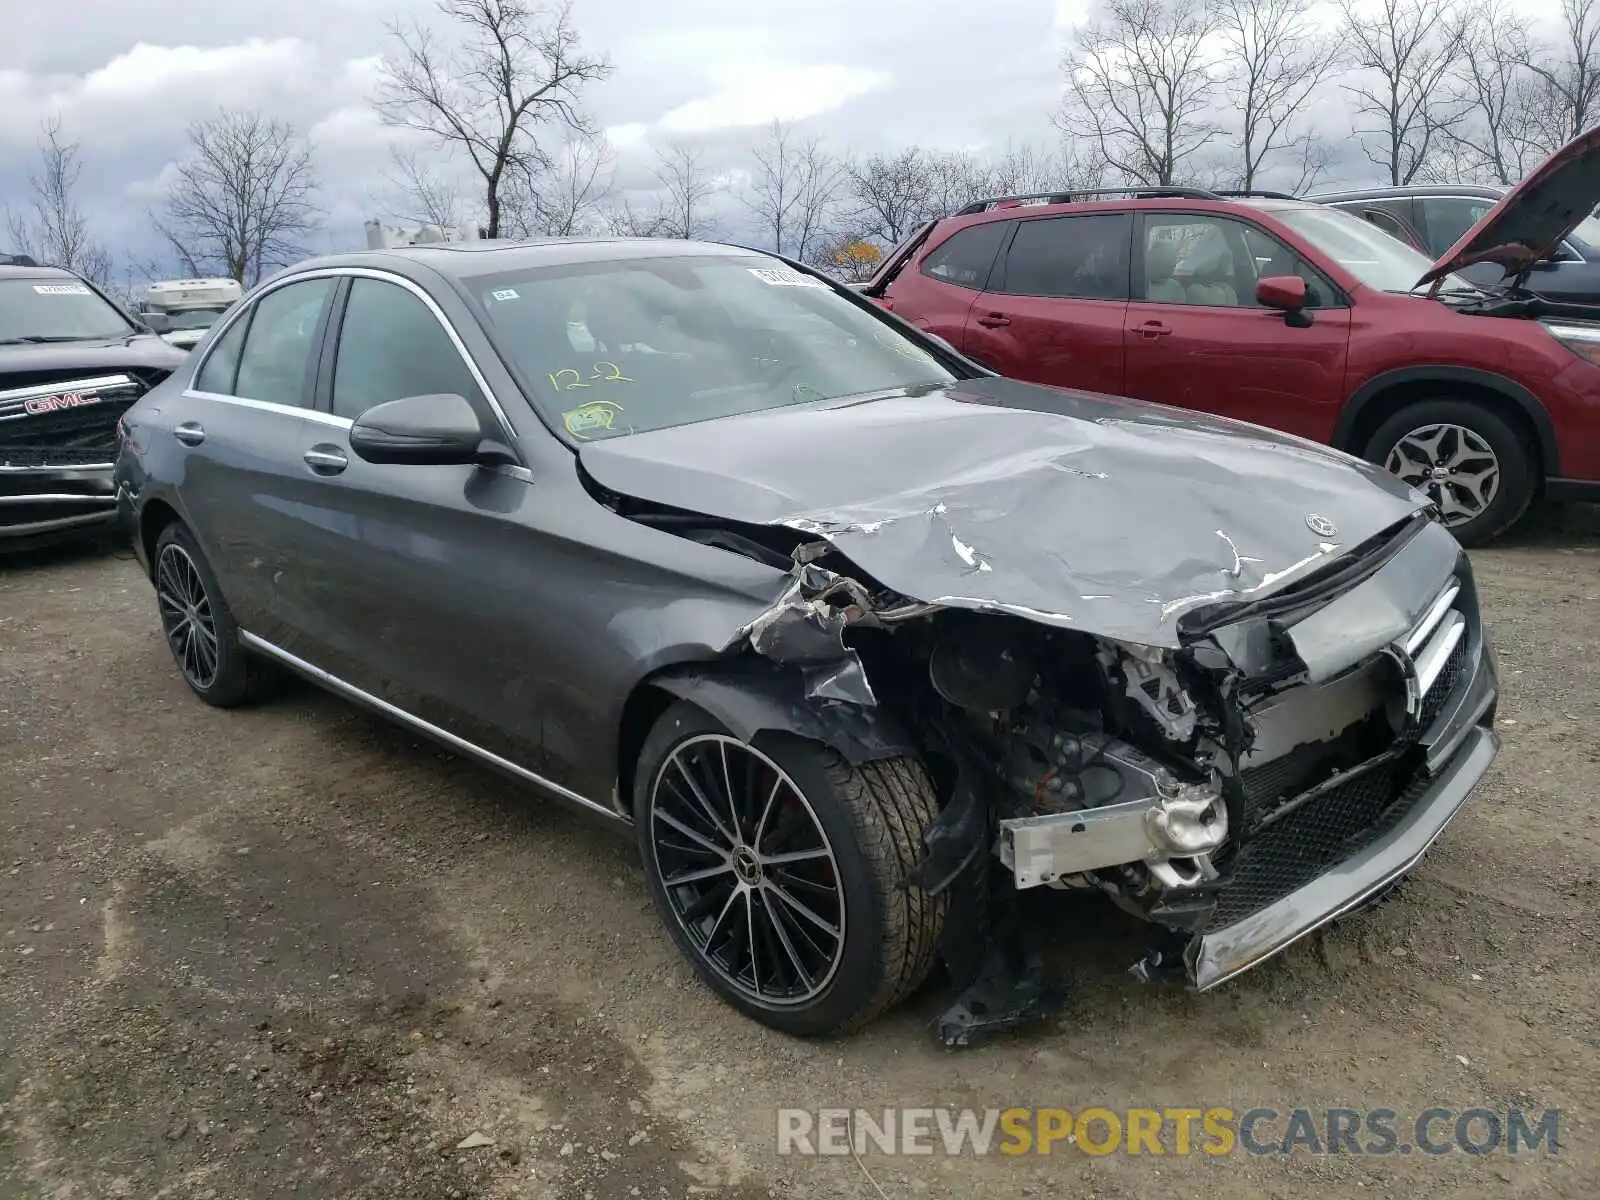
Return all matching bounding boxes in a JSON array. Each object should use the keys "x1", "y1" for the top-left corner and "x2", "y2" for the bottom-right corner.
[
  {"x1": 634, "y1": 700, "x2": 947, "y2": 1036},
  {"x1": 1364, "y1": 399, "x2": 1535, "y2": 546}
]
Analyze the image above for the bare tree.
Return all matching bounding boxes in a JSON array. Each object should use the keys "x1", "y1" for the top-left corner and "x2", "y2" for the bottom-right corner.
[
  {"x1": 742, "y1": 121, "x2": 845, "y2": 260},
  {"x1": 844, "y1": 148, "x2": 936, "y2": 245},
  {"x1": 504, "y1": 134, "x2": 614, "y2": 236},
  {"x1": 1058, "y1": 0, "x2": 1221, "y2": 186},
  {"x1": 1525, "y1": 0, "x2": 1600, "y2": 144},
  {"x1": 1338, "y1": 0, "x2": 1470, "y2": 185},
  {"x1": 379, "y1": 144, "x2": 467, "y2": 231},
  {"x1": 650, "y1": 143, "x2": 720, "y2": 239},
  {"x1": 375, "y1": 0, "x2": 611, "y2": 239},
  {"x1": 1212, "y1": 0, "x2": 1339, "y2": 190},
  {"x1": 1443, "y1": 2, "x2": 1548, "y2": 184},
  {"x1": 4, "y1": 116, "x2": 112, "y2": 285},
  {"x1": 152, "y1": 110, "x2": 321, "y2": 286}
]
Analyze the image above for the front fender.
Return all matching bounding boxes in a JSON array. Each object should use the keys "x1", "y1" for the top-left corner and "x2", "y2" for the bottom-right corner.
[{"x1": 649, "y1": 658, "x2": 919, "y2": 765}]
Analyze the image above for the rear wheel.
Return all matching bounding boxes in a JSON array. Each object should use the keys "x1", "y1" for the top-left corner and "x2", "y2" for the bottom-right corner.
[
  {"x1": 634, "y1": 700, "x2": 946, "y2": 1036},
  {"x1": 153, "y1": 523, "x2": 278, "y2": 707},
  {"x1": 1364, "y1": 399, "x2": 1534, "y2": 546}
]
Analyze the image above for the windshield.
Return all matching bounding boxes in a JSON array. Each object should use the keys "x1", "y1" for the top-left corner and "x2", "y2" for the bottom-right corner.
[
  {"x1": 163, "y1": 306, "x2": 230, "y2": 331},
  {"x1": 1274, "y1": 206, "x2": 1476, "y2": 293},
  {"x1": 466, "y1": 255, "x2": 957, "y2": 441},
  {"x1": 0, "y1": 277, "x2": 134, "y2": 343}
]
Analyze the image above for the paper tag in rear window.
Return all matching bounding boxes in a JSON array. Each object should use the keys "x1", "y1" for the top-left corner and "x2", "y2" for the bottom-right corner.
[
  {"x1": 33, "y1": 283, "x2": 92, "y2": 295},
  {"x1": 747, "y1": 266, "x2": 825, "y2": 288}
]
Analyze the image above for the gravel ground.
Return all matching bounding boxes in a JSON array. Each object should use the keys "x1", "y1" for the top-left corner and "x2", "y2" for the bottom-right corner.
[{"x1": 1, "y1": 506, "x2": 1597, "y2": 1199}]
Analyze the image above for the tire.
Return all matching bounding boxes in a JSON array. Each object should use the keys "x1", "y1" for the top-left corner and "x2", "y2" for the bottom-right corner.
[
  {"x1": 152, "y1": 522, "x2": 278, "y2": 708},
  {"x1": 1363, "y1": 399, "x2": 1535, "y2": 547},
  {"x1": 634, "y1": 700, "x2": 947, "y2": 1037}
]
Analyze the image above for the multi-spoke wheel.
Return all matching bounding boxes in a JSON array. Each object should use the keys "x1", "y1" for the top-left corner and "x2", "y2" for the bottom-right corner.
[
  {"x1": 634, "y1": 700, "x2": 947, "y2": 1036},
  {"x1": 156, "y1": 540, "x2": 220, "y2": 690},
  {"x1": 150, "y1": 522, "x2": 277, "y2": 707},
  {"x1": 1365, "y1": 399, "x2": 1534, "y2": 547},
  {"x1": 1384, "y1": 423, "x2": 1500, "y2": 528}
]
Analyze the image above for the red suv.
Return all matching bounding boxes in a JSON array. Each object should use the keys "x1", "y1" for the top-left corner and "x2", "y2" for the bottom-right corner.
[{"x1": 863, "y1": 131, "x2": 1600, "y2": 545}]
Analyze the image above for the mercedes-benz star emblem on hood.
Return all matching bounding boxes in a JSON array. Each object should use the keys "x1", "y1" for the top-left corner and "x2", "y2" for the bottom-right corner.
[{"x1": 1306, "y1": 514, "x2": 1338, "y2": 538}]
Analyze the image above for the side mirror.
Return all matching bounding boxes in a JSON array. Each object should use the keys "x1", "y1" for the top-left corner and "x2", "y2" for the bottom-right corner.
[
  {"x1": 1256, "y1": 275, "x2": 1312, "y2": 326},
  {"x1": 348, "y1": 393, "x2": 490, "y2": 466},
  {"x1": 141, "y1": 311, "x2": 172, "y2": 334}
]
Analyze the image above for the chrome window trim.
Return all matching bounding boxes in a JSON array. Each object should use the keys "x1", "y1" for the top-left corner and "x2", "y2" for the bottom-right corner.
[
  {"x1": 184, "y1": 389, "x2": 353, "y2": 429},
  {"x1": 238, "y1": 630, "x2": 625, "y2": 825},
  {"x1": 188, "y1": 265, "x2": 522, "y2": 447}
]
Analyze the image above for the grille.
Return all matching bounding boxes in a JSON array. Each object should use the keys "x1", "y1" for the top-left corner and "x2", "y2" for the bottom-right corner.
[
  {"x1": 0, "y1": 396, "x2": 136, "y2": 454},
  {"x1": 1207, "y1": 764, "x2": 1428, "y2": 928},
  {"x1": 1419, "y1": 636, "x2": 1470, "y2": 731}
]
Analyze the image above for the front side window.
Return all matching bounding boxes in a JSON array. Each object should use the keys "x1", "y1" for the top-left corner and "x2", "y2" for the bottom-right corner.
[
  {"x1": 468, "y1": 256, "x2": 956, "y2": 441},
  {"x1": 0, "y1": 277, "x2": 134, "y2": 344},
  {"x1": 998, "y1": 214, "x2": 1131, "y2": 300},
  {"x1": 1140, "y1": 215, "x2": 1262, "y2": 307},
  {"x1": 231, "y1": 278, "x2": 334, "y2": 407},
  {"x1": 331, "y1": 279, "x2": 481, "y2": 420},
  {"x1": 1240, "y1": 226, "x2": 1341, "y2": 308},
  {"x1": 920, "y1": 222, "x2": 1009, "y2": 289}
]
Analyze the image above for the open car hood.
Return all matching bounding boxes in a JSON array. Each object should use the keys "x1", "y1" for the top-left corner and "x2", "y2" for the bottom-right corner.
[
  {"x1": 578, "y1": 379, "x2": 1428, "y2": 648},
  {"x1": 1417, "y1": 125, "x2": 1600, "y2": 287}
]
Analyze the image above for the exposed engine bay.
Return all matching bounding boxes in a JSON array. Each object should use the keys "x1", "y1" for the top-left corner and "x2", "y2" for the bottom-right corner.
[{"x1": 597, "y1": 478, "x2": 1488, "y2": 1046}]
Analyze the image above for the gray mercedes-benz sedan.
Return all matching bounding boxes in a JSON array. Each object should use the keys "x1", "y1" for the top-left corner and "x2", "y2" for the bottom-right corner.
[{"x1": 114, "y1": 237, "x2": 1499, "y2": 1045}]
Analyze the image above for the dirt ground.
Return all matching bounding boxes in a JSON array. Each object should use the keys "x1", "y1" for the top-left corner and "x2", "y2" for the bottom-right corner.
[{"x1": 1, "y1": 506, "x2": 1597, "y2": 1200}]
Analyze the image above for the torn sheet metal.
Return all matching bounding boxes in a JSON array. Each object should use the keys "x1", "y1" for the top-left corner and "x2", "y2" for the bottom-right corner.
[
  {"x1": 578, "y1": 377, "x2": 1426, "y2": 648},
  {"x1": 734, "y1": 561, "x2": 878, "y2": 705}
]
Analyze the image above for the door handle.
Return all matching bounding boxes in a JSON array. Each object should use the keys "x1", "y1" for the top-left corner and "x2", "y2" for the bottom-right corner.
[
  {"x1": 1136, "y1": 321, "x2": 1173, "y2": 338},
  {"x1": 173, "y1": 421, "x2": 205, "y2": 446},
  {"x1": 977, "y1": 312, "x2": 1011, "y2": 328},
  {"x1": 303, "y1": 445, "x2": 349, "y2": 475}
]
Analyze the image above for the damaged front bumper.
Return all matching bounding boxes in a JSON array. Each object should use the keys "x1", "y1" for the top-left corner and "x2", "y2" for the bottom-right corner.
[{"x1": 1191, "y1": 720, "x2": 1496, "y2": 989}]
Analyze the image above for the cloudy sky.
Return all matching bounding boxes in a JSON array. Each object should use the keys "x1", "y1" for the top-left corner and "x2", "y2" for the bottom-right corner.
[{"x1": 0, "y1": 0, "x2": 1567, "y2": 273}]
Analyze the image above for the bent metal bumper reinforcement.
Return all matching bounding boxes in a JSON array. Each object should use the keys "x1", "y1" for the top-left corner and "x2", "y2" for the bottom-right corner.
[{"x1": 1188, "y1": 723, "x2": 1498, "y2": 990}]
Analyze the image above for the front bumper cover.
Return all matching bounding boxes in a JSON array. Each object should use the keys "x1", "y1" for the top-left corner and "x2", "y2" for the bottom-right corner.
[
  {"x1": 1189, "y1": 719, "x2": 1498, "y2": 990},
  {"x1": 0, "y1": 461, "x2": 119, "y2": 548}
]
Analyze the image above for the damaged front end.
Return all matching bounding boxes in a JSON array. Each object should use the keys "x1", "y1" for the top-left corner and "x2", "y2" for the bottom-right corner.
[{"x1": 711, "y1": 510, "x2": 1498, "y2": 1046}]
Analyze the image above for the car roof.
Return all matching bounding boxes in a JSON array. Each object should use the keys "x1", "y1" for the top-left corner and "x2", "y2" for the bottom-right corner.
[
  {"x1": 280, "y1": 237, "x2": 770, "y2": 282},
  {"x1": 0, "y1": 263, "x2": 82, "y2": 281},
  {"x1": 1308, "y1": 184, "x2": 1504, "y2": 202}
]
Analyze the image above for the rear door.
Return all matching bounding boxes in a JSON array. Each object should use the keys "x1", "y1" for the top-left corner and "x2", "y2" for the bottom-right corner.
[
  {"x1": 176, "y1": 275, "x2": 338, "y2": 640},
  {"x1": 1416, "y1": 194, "x2": 1600, "y2": 301},
  {"x1": 875, "y1": 220, "x2": 1007, "y2": 347},
  {"x1": 961, "y1": 211, "x2": 1131, "y2": 394},
  {"x1": 1122, "y1": 212, "x2": 1351, "y2": 438}
]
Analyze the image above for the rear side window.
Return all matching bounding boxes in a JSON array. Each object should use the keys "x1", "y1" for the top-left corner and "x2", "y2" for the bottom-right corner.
[
  {"x1": 920, "y1": 222, "x2": 1009, "y2": 290},
  {"x1": 232, "y1": 279, "x2": 335, "y2": 408},
  {"x1": 998, "y1": 214, "x2": 1131, "y2": 300},
  {"x1": 1419, "y1": 197, "x2": 1495, "y2": 256},
  {"x1": 195, "y1": 312, "x2": 249, "y2": 394}
]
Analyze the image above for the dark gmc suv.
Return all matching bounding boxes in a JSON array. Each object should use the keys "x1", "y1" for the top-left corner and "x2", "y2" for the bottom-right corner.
[
  {"x1": 864, "y1": 131, "x2": 1600, "y2": 546},
  {"x1": 0, "y1": 258, "x2": 188, "y2": 549}
]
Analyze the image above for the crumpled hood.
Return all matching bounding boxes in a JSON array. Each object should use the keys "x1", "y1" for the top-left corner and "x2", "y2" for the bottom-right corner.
[
  {"x1": 0, "y1": 333, "x2": 188, "y2": 380},
  {"x1": 578, "y1": 378, "x2": 1428, "y2": 647},
  {"x1": 1418, "y1": 124, "x2": 1600, "y2": 287}
]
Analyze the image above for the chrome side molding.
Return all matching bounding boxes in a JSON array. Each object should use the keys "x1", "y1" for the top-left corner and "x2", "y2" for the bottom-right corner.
[{"x1": 237, "y1": 630, "x2": 626, "y2": 826}]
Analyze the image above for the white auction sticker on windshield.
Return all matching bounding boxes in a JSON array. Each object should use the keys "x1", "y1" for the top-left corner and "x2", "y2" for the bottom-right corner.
[
  {"x1": 491, "y1": 288, "x2": 520, "y2": 301},
  {"x1": 747, "y1": 267, "x2": 825, "y2": 288},
  {"x1": 33, "y1": 283, "x2": 92, "y2": 295}
]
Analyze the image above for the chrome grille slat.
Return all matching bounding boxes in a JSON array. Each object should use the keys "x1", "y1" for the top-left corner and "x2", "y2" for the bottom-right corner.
[{"x1": 1404, "y1": 582, "x2": 1461, "y2": 656}]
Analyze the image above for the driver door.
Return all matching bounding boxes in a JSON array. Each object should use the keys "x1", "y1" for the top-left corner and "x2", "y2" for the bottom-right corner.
[{"x1": 275, "y1": 273, "x2": 550, "y2": 770}]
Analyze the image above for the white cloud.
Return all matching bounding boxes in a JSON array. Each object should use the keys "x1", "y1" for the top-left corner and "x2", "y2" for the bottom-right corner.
[{"x1": 655, "y1": 61, "x2": 890, "y2": 134}]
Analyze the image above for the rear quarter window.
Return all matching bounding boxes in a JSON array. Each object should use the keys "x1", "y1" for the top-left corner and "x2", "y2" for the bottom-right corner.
[{"x1": 919, "y1": 222, "x2": 1010, "y2": 290}]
